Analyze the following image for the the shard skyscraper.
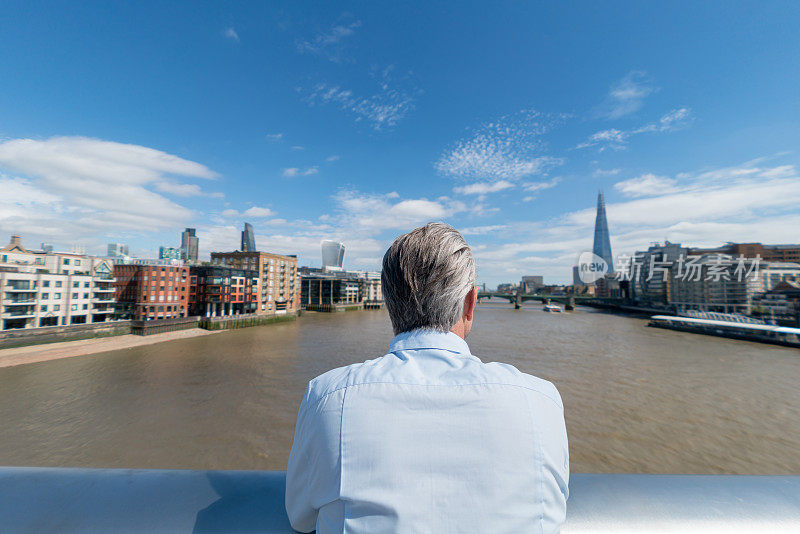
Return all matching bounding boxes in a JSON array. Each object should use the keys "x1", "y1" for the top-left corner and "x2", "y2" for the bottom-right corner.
[{"x1": 592, "y1": 191, "x2": 614, "y2": 273}]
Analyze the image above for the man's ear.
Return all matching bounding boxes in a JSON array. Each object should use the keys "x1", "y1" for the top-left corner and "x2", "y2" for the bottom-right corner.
[{"x1": 464, "y1": 286, "x2": 478, "y2": 321}]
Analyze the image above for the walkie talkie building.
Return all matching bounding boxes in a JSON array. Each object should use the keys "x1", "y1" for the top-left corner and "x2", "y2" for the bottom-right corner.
[{"x1": 321, "y1": 240, "x2": 345, "y2": 269}]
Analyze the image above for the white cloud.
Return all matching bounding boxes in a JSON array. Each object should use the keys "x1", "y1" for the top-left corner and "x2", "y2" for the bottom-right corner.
[
  {"x1": 593, "y1": 168, "x2": 621, "y2": 177},
  {"x1": 577, "y1": 108, "x2": 693, "y2": 151},
  {"x1": 296, "y1": 19, "x2": 361, "y2": 62},
  {"x1": 326, "y1": 155, "x2": 340, "y2": 162},
  {"x1": 334, "y1": 190, "x2": 466, "y2": 231},
  {"x1": 155, "y1": 181, "x2": 224, "y2": 198},
  {"x1": 243, "y1": 206, "x2": 276, "y2": 218},
  {"x1": 282, "y1": 166, "x2": 318, "y2": 177},
  {"x1": 266, "y1": 133, "x2": 283, "y2": 141},
  {"x1": 436, "y1": 110, "x2": 565, "y2": 181},
  {"x1": 290, "y1": 145, "x2": 305, "y2": 151},
  {"x1": 453, "y1": 180, "x2": 515, "y2": 195},
  {"x1": 0, "y1": 136, "x2": 217, "y2": 237},
  {"x1": 595, "y1": 71, "x2": 655, "y2": 119},
  {"x1": 306, "y1": 81, "x2": 416, "y2": 131},
  {"x1": 468, "y1": 159, "x2": 800, "y2": 284},
  {"x1": 522, "y1": 177, "x2": 561, "y2": 193},
  {"x1": 460, "y1": 224, "x2": 508, "y2": 236},
  {"x1": 223, "y1": 27, "x2": 239, "y2": 42},
  {"x1": 614, "y1": 173, "x2": 679, "y2": 197}
]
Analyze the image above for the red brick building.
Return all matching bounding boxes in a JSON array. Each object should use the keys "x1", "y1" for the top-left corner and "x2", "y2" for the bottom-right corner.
[
  {"x1": 188, "y1": 266, "x2": 258, "y2": 317},
  {"x1": 114, "y1": 264, "x2": 190, "y2": 320}
]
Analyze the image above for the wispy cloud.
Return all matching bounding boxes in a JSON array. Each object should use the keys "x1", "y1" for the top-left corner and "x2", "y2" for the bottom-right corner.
[
  {"x1": 326, "y1": 155, "x2": 340, "y2": 162},
  {"x1": 220, "y1": 206, "x2": 276, "y2": 218},
  {"x1": 266, "y1": 133, "x2": 283, "y2": 141},
  {"x1": 282, "y1": 166, "x2": 318, "y2": 177},
  {"x1": 436, "y1": 110, "x2": 566, "y2": 182},
  {"x1": 453, "y1": 180, "x2": 515, "y2": 195},
  {"x1": 290, "y1": 145, "x2": 305, "y2": 151},
  {"x1": 296, "y1": 19, "x2": 361, "y2": 62},
  {"x1": 576, "y1": 107, "x2": 693, "y2": 151},
  {"x1": 593, "y1": 168, "x2": 621, "y2": 177},
  {"x1": 305, "y1": 80, "x2": 416, "y2": 131},
  {"x1": 0, "y1": 136, "x2": 217, "y2": 238},
  {"x1": 155, "y1": 181, "x2": 224, "y2": 198},
  {"x1": 595, "y1": 71, "x2": 655, "y2": 119},
  {"x1": 614, "y1": 173, "x2": 680, "y2": 197},
  {"x1": 223, "y1": 27, "x2": 239, "y2": 42}
]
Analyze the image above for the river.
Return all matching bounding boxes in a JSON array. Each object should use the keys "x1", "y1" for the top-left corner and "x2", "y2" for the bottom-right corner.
[{"x1": 1, "y1": 303, "x2": 799, "y2": 474}]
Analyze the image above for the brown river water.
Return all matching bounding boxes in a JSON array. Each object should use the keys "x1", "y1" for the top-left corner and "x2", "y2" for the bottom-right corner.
[{"x1": 1, "y1": 303, "x2": 799, "y2": 474}]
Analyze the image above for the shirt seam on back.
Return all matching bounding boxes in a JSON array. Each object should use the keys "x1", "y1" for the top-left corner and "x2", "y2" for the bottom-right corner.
[
  {"x1": 311, "y1": 380, "x2": 562, "y2": 409},
  {"x1": 339, "y1": 365, "x2": 352, "y2": 533}
]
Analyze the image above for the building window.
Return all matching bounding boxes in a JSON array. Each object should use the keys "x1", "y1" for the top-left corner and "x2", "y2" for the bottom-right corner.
[
  {"x1": 63, "y1": 258, "x2": 70, "y2": 265},
  {"x1": 83, "y1": 293, "x2": 89, "y2": 299},
  {"x1": 41, "y1": 293, "x2": 49, "y2": 299},
  {"x1": 71, "y1": 304, "x2": 78, "y2": 311},
  {"x1": 82, "y1": 304, "x2": 88, "y2": 310},
  {"x1": 54, "y1": 292, "x2": 61, "y2": 299},
  {"x1": 84, "y1": 281, "x2": 90, "y2": 288},
  {"x1": 53, "y1": 305, "x2": 60, "y2": 311},
  {"x1": 41, "y1": 305, "x2": 48, "y2": 312},
  {"x1": 43, "y1": 280, "x2": 50, "y2": 288},
  {"x1": 72, "y1": 292, "x2": 78, "y2": 299},
  {"x1": 55, "y1": 281, "x2": 62, "y2": 288},
  {"x1": 75, "y1": 260, "x2": 81, "y2": 266}
]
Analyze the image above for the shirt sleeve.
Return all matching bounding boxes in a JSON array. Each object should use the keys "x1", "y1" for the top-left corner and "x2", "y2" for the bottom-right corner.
[{"x1": 285, "y1": 385, "x2": 317, "y2": 533}]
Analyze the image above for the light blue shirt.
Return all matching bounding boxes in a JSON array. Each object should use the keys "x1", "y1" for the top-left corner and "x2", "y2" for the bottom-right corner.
[{"x1": 285, "y1": 329, "x2": 569, "y2": 533}]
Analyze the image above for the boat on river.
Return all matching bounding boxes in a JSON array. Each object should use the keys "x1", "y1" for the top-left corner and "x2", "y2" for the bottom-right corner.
[
  {"x1": 648, "y1": 315, "x2": 800, "y2": 348},
  {"x1": 543, "y1": 304, "x2": 563, "y2": 313}
]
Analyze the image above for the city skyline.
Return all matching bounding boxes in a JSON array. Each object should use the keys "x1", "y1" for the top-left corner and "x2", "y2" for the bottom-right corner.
[{"x1": 2, "y1": 3, "x2": 800, "y2": 285}]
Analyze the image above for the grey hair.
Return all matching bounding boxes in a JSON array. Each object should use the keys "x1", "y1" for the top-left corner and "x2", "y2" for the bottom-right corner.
[{"x1": 381, "y1": 222, "x2": 477, "y2": 335}]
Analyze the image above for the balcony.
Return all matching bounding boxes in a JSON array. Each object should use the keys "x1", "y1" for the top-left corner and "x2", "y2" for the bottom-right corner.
[
  {"x1": 2, "y1": 309, "x2": 36, "y2": 318},
  {"x1": 91, "y1": 307, "x2": 115, "y2": 314},
  {"x1": 92, "y1": 296, "x2": 116, "y2": 303},
  {"x1": 3, "y1": 299, "x2": 37, "y2": 305},
  {"x1": 93, "y1": 287, "x2": 116, "y2": 293}
]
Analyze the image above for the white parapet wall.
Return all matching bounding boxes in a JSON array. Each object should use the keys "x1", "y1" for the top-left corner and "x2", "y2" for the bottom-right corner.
[{"x1": 0, "y1": 468, "x2": 799, "y2": 532}]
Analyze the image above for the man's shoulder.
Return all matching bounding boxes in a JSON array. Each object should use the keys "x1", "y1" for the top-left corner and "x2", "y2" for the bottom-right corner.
[
  {"x1": 479, "y1": 360, "x2": 564, "y2": 409},
  {"x1": 305, "y1": 353, "x2": 563, "y2": 410},
  {"x1": 305, "y1": 356, "x2": 386, "y2": 403}
]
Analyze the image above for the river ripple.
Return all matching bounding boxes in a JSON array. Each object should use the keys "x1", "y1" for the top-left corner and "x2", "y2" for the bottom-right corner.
[{"x1": 1, "y1": 303, "x2": 798, "y2": 474}]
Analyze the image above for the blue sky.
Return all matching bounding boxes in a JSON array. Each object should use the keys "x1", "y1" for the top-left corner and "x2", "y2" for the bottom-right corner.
[{"x1": 1, "y1": 1, "x2": 799, "y2": 286}]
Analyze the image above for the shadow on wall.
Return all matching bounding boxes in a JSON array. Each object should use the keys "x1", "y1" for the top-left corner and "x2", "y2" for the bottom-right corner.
[{"x1": 193, "y1": 471, "x2": 292, "y2": 533}]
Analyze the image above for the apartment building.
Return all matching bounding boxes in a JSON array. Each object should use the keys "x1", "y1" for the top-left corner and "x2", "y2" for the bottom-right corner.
[
  {"x1": 210, "y1": 251, "x2": 299, "y2": 314},
  {"x1": 114, "y1": 264, "x2": 190, "y2": 320},
  {"x1": 189, "y1": 266, "x2": 259, "y2": 317},
  {"x1": 0, "y1": 235, "x2": 117, "y2": 330}
]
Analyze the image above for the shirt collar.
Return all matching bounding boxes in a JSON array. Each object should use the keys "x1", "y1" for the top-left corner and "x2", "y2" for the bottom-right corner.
[{"x1": 389, "y1": 328, "x2": 471, "y2": 355}]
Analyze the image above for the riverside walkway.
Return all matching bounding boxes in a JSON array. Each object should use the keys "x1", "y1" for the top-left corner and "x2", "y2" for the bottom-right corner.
[{"x1": 1, "y1": 467, "x2": 799, "y2": 532}]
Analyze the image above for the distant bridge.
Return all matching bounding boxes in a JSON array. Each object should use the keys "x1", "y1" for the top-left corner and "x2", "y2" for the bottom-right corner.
[{"x1": 477, "y1": 292, "x2": 622, "y2": 310}]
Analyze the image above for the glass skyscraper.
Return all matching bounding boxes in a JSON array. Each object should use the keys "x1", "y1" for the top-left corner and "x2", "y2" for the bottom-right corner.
[
  {"x1": 592, "y1": 191, "x2": 614, "y2": 273},
  {"x1": 241, "y1": 223, "x2": 256, "y2": 252}
]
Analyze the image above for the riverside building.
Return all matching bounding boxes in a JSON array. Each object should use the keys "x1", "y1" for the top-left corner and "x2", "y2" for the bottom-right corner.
[
  {"x1": 188, "y1": 266, "x2": 258, "y2": 317},
  {"x1": 0, "y1": 235, "x2": 117, "y2": 330},
  {"x1": 299, "y1": 267, "x2": 382, "y2": 310},
  {"x1": 210, "y1": 251, "x2": 299, "y2": 314},
  {"x1": 113, "y1": 264, "x2": 190, "y2": 320}
]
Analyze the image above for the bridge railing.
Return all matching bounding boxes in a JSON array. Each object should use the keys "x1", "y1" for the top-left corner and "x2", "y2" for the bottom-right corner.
[{"x1": 1, "y1": 467, "x2": 798, "y2": 532}]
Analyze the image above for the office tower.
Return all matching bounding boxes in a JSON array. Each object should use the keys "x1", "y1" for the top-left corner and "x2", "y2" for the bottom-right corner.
[
  {"x1": 241, "y1": 223, "x2": 256, "y2": 252},
  {"x1": 181, "y1": 228, "x2": 199, "y2": 262},
  {"x1": 107, "y1": 243, "x2": 129, "y2": 258},
  {"x1": 592, "y1": 191, "x2": 614, "y2": 274},
  {"x1": 321, "y1": 240, "x2": 346, "y2": 269}
]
